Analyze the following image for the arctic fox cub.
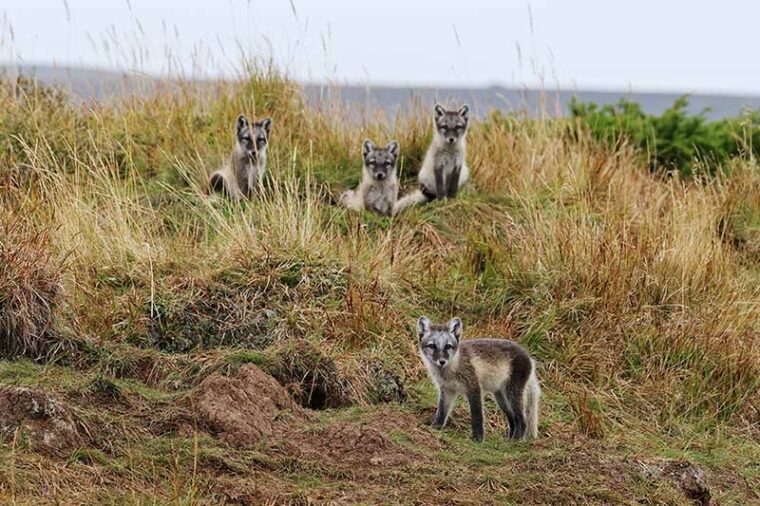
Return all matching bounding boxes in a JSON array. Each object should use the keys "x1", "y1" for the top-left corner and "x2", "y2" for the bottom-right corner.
[
  {"x1": 394, "y1": 104, "x2": 469, "y2": 214},
  {"x1": 340, "y1": 139, "x2": 400, "y2": 217},
  {"x1": 209, "y1": 114, "x2": 271, "y2": 201},
  {"x1": 417, "y1": 316, "x2": 540, "y2": 441}
]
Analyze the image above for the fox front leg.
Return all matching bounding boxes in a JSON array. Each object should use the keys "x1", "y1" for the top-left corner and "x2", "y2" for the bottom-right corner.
[
  {"x1": 434, "y1": 163, "x2": 446, "y2": 199},
  {"x1": 432, "y1": 390, "x2": 453, "y2": 429},
  {"x1": 446, "y1": 164, "x2": 461, "y2": 198}
]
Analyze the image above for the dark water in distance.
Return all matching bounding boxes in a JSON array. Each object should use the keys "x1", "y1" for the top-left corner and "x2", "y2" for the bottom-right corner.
[
  {"x1": 304, "y1": 83, "x2": 760, "y2": 120},
  {"x1": 4, "y1": 64, "x2": 760, "y2": 120}
]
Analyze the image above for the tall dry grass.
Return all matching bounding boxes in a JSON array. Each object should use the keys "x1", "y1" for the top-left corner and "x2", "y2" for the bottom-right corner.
[{"x1": 0, "y1": 209, "x2": 64, "y2": 359}]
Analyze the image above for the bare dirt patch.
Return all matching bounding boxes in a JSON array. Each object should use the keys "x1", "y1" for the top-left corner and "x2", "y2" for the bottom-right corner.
[
  {"x1": 276, "y1": 407, "x2": 439, "y2": 470},
  {"x1": 288, "y1": 420, "x2": 413, "y2": 468},
  {"x1": 0, "y1": 386, "x2": 83, "y2": 454}
]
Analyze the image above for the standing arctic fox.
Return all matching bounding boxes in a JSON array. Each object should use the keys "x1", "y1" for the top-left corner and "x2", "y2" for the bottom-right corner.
[
  {"x1": 339, "y1": 139, "x2": 400, "y2": 216},
  {"x1": 417, "y1": 316, "x2": 540, "y2": 441},
  {"x1": 393, "y1": 104, "x2": 470, "y2": 214},
  {"x1": 209, "y1": 114, "x2": 272, "y2": 201}
]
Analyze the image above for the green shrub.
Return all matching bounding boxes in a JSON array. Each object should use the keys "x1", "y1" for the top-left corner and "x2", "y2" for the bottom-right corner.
[{"x1": 570, "y1": 96, "x2": 760, "y2": 177}]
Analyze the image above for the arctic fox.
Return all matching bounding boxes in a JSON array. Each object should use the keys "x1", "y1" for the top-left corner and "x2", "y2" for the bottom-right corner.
[
  {"x1": 394, "y1": 104, "x2": 469, "y2": 214},
  {"x1": 417, "y1": 316, "x2": 540, "y2": 441},
  {"x1": 209, "y1": 114, "x2": 271, "y2": 201},
  {"x1": 340, "y1": 139, "x2": 400, "y2": 217}
]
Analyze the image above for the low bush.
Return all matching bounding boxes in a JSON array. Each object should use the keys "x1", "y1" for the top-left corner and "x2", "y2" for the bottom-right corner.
[{"x1": 570, "y1": 95, "x2": 760, "y2": 177}]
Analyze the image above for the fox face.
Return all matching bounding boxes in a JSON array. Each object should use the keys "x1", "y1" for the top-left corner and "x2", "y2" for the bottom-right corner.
[
  {"x1": 418, "y1": 316, "x2": 462, "y2": 368},
  {"x1": 236, "y1": 114, "x2": 272, "y2": 160},
  {"x1": 362, "y1": 139, "x2": 399, "y2": 182},
  {"x1": 434, "y1": 104, "x2": 469, "y2": 145}
]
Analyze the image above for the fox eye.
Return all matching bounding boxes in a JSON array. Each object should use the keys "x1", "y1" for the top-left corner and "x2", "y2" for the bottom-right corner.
[
  {"x1": 444, "y1": 344, "x2": 454, "y2": 351},
  {"x1": 426, "y1": 344, "x2": 436, "y2": 350},
  {"x1": 384, "y1": 161, "x2": 391, "y2": 168}
]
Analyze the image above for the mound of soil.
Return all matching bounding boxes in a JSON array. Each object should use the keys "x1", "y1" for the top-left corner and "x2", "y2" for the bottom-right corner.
[
  {"x1": 0, "y1": 386, "x2": 82, "y2": 454},
  {"x1": 194, "y1": 364, "x2": 307, "y2": 448},
  {"x1": 195, "y1": 365, "x2": 433, "y2": 469}
]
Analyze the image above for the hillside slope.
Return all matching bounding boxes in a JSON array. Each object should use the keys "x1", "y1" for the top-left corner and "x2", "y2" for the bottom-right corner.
[{"x1": 0, "y1": 71, "x2": 758, "y2": 504}]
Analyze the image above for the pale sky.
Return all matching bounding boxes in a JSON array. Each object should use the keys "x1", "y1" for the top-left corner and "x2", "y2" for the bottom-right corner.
[{"x1": 2, "y1": 0, "x2": 759, "y2": 94}]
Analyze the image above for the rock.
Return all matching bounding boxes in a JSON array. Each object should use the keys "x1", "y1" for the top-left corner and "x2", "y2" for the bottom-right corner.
[
  {"x1": 194, "y1": 364, "x2": 306, "y2": 448},
  {"x1": 368, "y1": 364, "x2": 407, "y2": 404},
  {"x1": 0, "y1": 386, "x2": 82, "y2": 454},
  {"x1": 663, "y1": 461, "x2": 712, "y2": 506}
]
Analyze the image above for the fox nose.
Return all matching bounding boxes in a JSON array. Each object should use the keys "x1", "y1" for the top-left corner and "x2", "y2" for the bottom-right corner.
[
  {"x1": 376, "y1": 172, "x2": 385, "y2": 180},
  {"x1": 447, "y1": 137, "x2": 455, "y2": 144},
  {"x1": 437, "y1": 359, "x2": 447, "y2": 366}
]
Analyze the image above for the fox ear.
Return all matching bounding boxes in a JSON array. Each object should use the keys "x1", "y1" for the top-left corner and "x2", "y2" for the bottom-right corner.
[
  {"x1": 434, "y1": 104, "x2": 446, "y2": 118},
  {"x1": 261, "y1": 117, "x2": 272, "y2": 135},
  {"x1": 458, "y1": 104, "x2": 469, "y2": 119},
  {"x1": 362, "y1": 139, "x2": 375, "y2": 157},
  {"x1": 387, "y1": 140, "x2": 399, "y2": 157},
  {"x1": 236, "y1": 114, "x2": 250, "y2": 135},
  {"x1": 448, "y1": 317, "x2": 462, "y2": 340},
  {"x1": 417, "y1": 316, "x2": 431, "y2": 339}
]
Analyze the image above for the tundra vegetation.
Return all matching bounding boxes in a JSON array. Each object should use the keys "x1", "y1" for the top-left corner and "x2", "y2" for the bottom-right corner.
[{"x1": 0, "y1": 68, "x2": 758, "y2": 504}]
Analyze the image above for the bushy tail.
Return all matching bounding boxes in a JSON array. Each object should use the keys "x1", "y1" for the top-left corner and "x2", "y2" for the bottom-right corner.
[
  {"x1": 392, "y1": 189, "x2": 431, "y2": 215},
  {"x1": 523, "y1": 362, "x2": 541, "y2": 439},
  {"x1": 209, "y1": 172, "x2": 226, "y2": 194}
]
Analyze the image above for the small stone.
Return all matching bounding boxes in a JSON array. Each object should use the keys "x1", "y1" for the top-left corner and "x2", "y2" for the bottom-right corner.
[{"x1": 0, "y1": 386, "x2": 82, "y2": 455}]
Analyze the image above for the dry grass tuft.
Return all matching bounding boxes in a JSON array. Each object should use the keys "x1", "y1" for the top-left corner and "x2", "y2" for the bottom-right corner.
[{"x1": 0, "y1": 210, "x2": 65, "y2": 359}]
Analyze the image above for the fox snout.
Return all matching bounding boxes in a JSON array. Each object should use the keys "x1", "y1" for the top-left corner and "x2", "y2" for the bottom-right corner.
[
  {"x1": 374, "y1": 171, "x2": 387, "y2": 181},
  {"x1": 437, "y1": 359, "x2": 447, "y2": 367},
  {"x1": 447, "y1": 136, "x2": 456, "y2": 144}
]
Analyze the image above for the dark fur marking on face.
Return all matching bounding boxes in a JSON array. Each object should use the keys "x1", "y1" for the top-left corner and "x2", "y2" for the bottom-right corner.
[
  {"x1": 363, "y1": 139, "x2": 399, "y2": 182},
  {"x1": 236, "y1": 114, "x2": 271, "y2": 158},
  {"x1": 418, "y1": 316, "x2": 461, "y2": 368},
  {"x1": 433, "y1": 104, "x2": 470, "y2": 144}
]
